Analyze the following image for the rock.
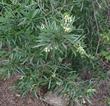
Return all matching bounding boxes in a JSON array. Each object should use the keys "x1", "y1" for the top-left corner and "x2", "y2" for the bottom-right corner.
[
  {"x1": 44, "y1": 92, "x2": 69, "y2": 106},
  {"x1": 69, "y1": 100, "x2": 81, "y2": 106},
  {"x1": 74, "y1": 102, "x2": 81, "y2": 106},
  {"x1": 107, "y1": 71, "x2": 110, "y2": 78}
]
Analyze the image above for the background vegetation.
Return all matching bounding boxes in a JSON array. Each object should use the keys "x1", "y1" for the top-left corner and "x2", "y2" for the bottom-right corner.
[{"x1": 0, "y1": 0, "x2": 110, "y2": 104}]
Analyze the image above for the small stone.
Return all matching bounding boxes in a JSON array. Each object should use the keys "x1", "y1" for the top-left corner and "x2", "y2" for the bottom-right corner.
[
  {"x1": 44, "y1": 92, "x2": 69, "y2": 106},
  {"x1": 15, "y1": 94, "x2": 20, "y2": 97},
  {"x1": 107, "y1": 71, "x2": 110, "y2": 78}
]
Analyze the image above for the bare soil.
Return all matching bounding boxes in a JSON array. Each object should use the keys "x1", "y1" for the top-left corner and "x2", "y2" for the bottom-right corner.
[
  {"x1": 91, "y1": 80, "x2": 110, "y2": 106},
  {"x1": 0, "y1": 74, "x2": 110, "y2": 106},
  {"x1": 0, "y1": 74, "x2": 49, "y2": 106}
]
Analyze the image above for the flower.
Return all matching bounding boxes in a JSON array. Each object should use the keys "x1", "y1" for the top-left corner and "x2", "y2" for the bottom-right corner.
[{"x1": 62, "y1": 14, "x2": 74, "y2": 32}]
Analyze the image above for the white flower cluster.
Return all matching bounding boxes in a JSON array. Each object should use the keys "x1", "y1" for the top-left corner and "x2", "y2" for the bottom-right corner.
[
  {"x1": 62, "y1": 14, "x2": 74, "y2": 32},
  {"x1": 76, "y1": 45, "x2": 87, "y2": 55},
  {"x1": 44, "y1": 45, "x2": 58, "y2": 53}
]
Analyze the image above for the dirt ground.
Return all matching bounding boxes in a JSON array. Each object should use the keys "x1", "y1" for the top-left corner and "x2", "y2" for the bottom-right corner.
[
  {"x1": 0, "y1": 74, "x2": 110, "y2": 106},
  {"x1": 91, "y1": 80, "x2": 110, "y2": 106},
  {"x1": 0, "y1": 75, "x2": 49, "y2": 106}
]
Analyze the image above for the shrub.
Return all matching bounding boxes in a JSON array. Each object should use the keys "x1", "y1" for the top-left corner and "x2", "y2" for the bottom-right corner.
[{"x1": 0, "y1": 0, "x2": 109, "y2": 103}]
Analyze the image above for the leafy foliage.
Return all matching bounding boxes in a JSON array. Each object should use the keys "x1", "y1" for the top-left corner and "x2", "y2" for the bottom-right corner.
[{"x1": 0, "y1": 0, "x2": 110, "y2": 104}]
